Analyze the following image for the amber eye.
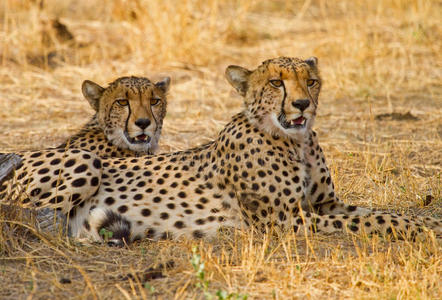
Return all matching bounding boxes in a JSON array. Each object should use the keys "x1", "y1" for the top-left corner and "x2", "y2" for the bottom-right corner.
[
  {"x1": 269, "y1": 79, "x2": 283, "y2": 88},
  {"x1": 116, "y1": 99, "x2": 128, "y2": 106},
  {"x1": 150, "y1": 98, "x2": 161, "y2": 106},
  {"x1": 307, "y1": 79, "x2": 317, "y2": 87}
]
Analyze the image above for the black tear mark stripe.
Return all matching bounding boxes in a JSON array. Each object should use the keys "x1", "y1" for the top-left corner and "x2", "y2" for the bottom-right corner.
[
  {"x1": 306, "y1": 75, "x2": 316, "y2": 104},
  {"x1": 279, "y1": 81, "x2": 287, "y2": 117},
  {"x1": 148, "y1": 88, "x2": 159, "y2": 132},
  {"x1": 151, "y1": 105, "x2": 158, "y2": 132},
  {"x1": 125, "y1": 100, "x2": 132, "y2": 135}
]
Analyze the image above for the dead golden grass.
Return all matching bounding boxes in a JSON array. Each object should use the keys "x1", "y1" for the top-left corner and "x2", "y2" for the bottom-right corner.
[{"x1": 0, "y1": 0, "x2": 441, "y2": 298}]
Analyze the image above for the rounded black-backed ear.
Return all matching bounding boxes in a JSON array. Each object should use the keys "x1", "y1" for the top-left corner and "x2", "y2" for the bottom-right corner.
[
  {"x1": 155, "y1": 77, "x2": 171, "y2": 94},
  {"x1": 82, "y1": 80, "x2": 105, "y2": 112},
  {"x1": 305, "y1": 57, "x2": 318, "y2": 68},
  {"x1": 225, "y1": 65, "x2": 252, "y2": 97}
]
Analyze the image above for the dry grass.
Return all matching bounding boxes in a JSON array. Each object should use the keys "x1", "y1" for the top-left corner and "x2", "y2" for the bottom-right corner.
[{"x1": 0, "y1": 0, "x2": 441, "y2": 299}]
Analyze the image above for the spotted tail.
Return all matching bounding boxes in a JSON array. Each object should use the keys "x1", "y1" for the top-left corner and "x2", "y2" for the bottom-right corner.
[{"x1": 292, "y1": 211, "x2": 441, "y2": 240}]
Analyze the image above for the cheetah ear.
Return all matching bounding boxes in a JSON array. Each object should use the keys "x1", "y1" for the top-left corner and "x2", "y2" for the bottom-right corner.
[
  {"x1": 305, "y1": 57, "x2": 318, "y2": 68},
  {"x1": 82, "y1": 80, "x2": 105, "y2": 112},
  {"x1": 225, "y1": 65, "x2": 252, "y2": 97},
  {"x1": 155, "y1": 77, "x2": 171, "y2": 94}
]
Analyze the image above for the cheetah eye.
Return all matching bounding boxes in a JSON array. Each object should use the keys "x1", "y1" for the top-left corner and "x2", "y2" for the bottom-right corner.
[
  {"x1": 269, "y1": 80, "x2": 283, "y2": 88},
  {"x1": 150, "y1": 98, "x2": 161, "y2": 106},
  {"x1": 116, "y1": 99, "x2": 129, "y2": 106},
  {"x1": 307, "y1": 79, "x2": 317, "y2": 87}
]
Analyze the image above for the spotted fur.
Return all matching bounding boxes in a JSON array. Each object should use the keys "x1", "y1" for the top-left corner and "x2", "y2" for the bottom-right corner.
[{"x1": 0, "y1": 57, "x2": 440, "y2": 243}]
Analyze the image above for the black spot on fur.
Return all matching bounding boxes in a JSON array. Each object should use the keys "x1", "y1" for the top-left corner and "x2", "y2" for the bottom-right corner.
[
  {"x1": 347, "y1": 205, "x2": 357, "y2": 212},
  {"x1": 72, "y1": 178, "x2": 86, "y2": 187},
  {"x1": 332, "y1": 220, "x2": 343, "y2": 229},
  {"x1": 93, "y1": 159, "x2": 101, "y2": 169},
  {"x1": 141, "y1": 208, "x2": 151, "y2": 217},
  {"x1": 376, "y1": 215, "x2": 385, "y2": 224},
  {"x1": 174, "y1": 221, "x2": 185, "y2": 229},
  {"x1": 193, "y1": 230, "x2": 204, "y2": 239},
  {"x1": 91, "y1": 177, "x2": 99, "y2": 186},
  {"x1": 64, "y1": 159, "x2": 76, "y2": 168},
  {"x1": 74, "y1": 164, "x2": 88, "y2": 173},
  {"x1": 105, "y1": 197, "x2": 115, "y2": 205}
]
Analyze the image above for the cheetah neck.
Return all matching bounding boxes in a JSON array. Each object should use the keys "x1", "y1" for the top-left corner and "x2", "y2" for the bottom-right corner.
[
  {"x1": 60, "y1": 115, "x2": 151, "y2": 158},
  {"x1": 221, "y1": 111, "x2": 311, "y2": 146},
  {"x1": 208, "y1": 111, "x2": 309, "y2": 176}
]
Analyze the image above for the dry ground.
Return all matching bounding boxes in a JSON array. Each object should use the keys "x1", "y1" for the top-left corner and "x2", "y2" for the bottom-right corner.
[{"x1": 0, "y1": 0, "x2": 441, "y2": 299}]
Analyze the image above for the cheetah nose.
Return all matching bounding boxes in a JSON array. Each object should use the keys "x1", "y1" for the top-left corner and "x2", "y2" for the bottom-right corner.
[
  {"x1": 291, "y1": 99, "x2": 310, "y2": 112},
  {"x1": 135, "y1": 118, "x2": 151, "y2": 129}
]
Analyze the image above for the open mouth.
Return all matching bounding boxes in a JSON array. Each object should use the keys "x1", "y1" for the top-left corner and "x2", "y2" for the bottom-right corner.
[
  {"x1": 126, "y1": 133, "x2": 151, "y2": 144},
  {"x1": 278, "y1": 113, "x2": 307, "y2": 129}
]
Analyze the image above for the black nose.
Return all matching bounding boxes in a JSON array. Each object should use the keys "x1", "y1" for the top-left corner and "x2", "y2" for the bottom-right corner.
[
  {"x1": 135, "y1": 118, "x2": 151, "y2": 129},
  {"x1": 291, "y1": 99, "x2": 310, "y2": 112}
]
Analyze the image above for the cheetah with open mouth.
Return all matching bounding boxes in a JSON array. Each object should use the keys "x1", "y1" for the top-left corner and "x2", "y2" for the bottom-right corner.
[
  {"x1": 0, "y1": 57, "x2": 440, "y2": 245},
  {"x1": 63, "y1": 75, "x2": 170, "y2": 157},
  {"x1": 0, "y1": 75, "x2": 170, "y2": 232}
]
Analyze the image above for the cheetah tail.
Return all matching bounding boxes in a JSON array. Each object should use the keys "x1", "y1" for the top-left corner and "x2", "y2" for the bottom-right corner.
[{"x1": 87, "y1": 207, "x2": 132, "y2": 247}]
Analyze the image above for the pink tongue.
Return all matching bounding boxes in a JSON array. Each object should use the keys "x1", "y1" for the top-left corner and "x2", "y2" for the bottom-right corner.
[
  {"x1": 137, "y1": 134, "x2": 147, "y2": 141},
  {"x1": 292, "y1": 117, "x2": 305, "y2": 125}
]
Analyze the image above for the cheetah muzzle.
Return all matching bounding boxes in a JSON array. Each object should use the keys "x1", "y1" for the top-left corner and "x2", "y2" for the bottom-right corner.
[
  {"x1": 278, "y1": 113, "x2": 307, "y2": 129},
  {"x1": 125, "y1": 132, "x2": 151, "y2": 144}
]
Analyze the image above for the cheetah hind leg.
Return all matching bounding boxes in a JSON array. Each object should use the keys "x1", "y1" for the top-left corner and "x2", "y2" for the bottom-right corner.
[{"x1": 0, "y1": 153, "x2": 22, "y2": 186}]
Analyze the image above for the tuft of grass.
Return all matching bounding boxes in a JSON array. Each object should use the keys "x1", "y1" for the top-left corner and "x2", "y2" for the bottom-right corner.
[
  {"x1": 0, "y1": 0, "x2": 441, "y2": 299},
  {"x1": 191, "y1": 246, "x2": 248, "y2": 300}
]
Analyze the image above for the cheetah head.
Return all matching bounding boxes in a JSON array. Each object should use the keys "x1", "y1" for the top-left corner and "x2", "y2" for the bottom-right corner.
[
  {"x1": 226, "y1": 56, "x2": 321, "y2": 138},
  {"x1": 82, "y1": 76, "x2": 170, "y2": 153}
]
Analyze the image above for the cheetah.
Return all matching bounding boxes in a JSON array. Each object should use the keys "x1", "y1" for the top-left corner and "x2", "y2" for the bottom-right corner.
[
  {"x1": 62, "y1": 75, "x2": 170, "y2": 157},
  {"x1": 0, "y1": 57, "x2": 440, "y2": 244},
  {"x1": 0, "y1": 75, "x2": 170, "y2": 231}
]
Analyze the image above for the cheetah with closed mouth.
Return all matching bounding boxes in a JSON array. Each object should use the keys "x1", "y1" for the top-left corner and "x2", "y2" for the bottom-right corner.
[{"x1": 0, "y1": 57, "x2": 440, "y2": 245}]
